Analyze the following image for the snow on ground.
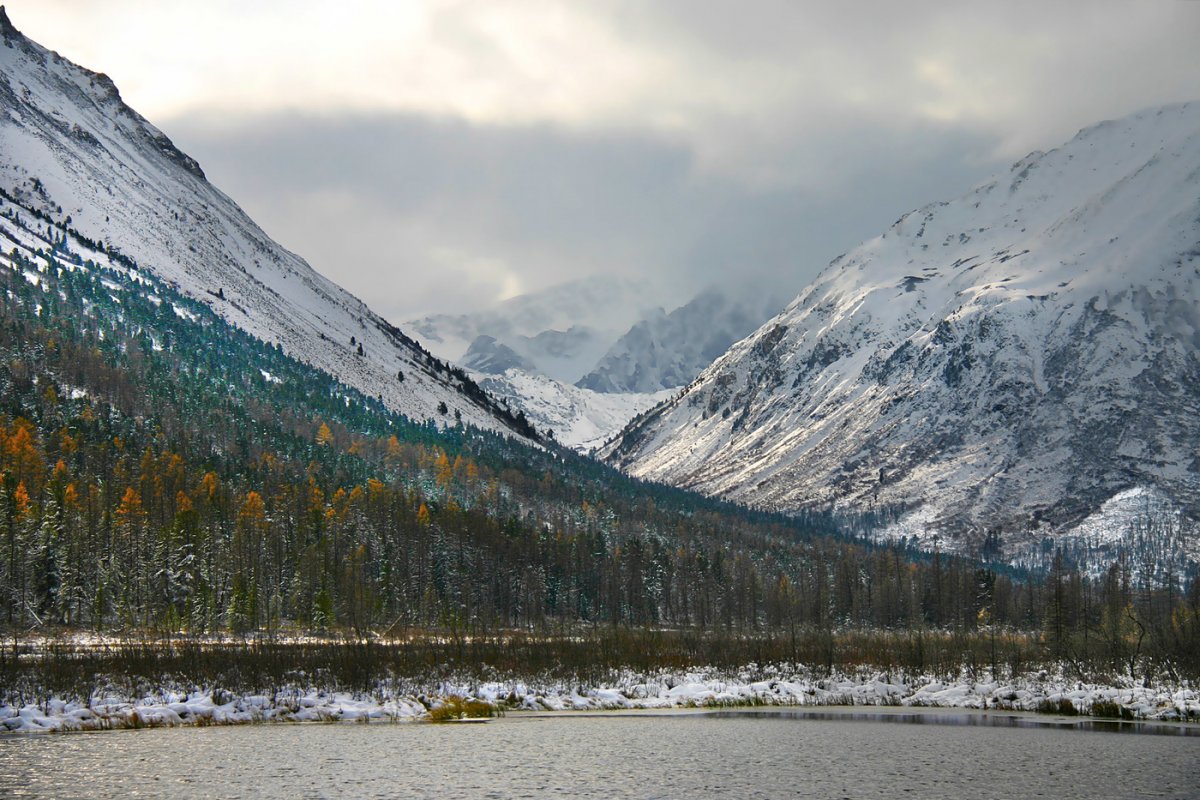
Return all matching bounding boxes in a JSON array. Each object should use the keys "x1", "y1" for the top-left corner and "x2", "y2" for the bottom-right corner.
[
  {"x1": 2, "y1": 664, "x2": 1196, "y2": 733},
  {"x1": 0, "y1": 691, "x2": 428, "y2": 732},
  {"x1": 479, "y1": 368, "x2": 671, "y2": 452},
  {"x1": 862, "y1": 484, "x2": 1200, "y2": 581},
  {"x1": 1066, "y1": 487, "x2": 1185, "y2": 548},
  {"x1": 871, "y1": 503, "x2": 944, "y2": 549}
]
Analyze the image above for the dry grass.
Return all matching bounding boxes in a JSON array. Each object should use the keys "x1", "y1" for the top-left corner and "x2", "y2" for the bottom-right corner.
[{"x1": 428, "y1": 695, "x2": 495, "y2": 722}]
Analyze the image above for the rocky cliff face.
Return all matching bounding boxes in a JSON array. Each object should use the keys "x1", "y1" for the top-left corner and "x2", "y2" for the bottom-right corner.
[{"x1": 606, "y1": 104, "x2": 1200, "y2": 547}]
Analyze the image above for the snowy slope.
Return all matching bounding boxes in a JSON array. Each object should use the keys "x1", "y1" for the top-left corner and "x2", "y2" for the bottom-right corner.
[
  {"x1": 607, "y1": 103, "x2": 1200, "y2": 549},
  {"x1": 407, "y1": 275, "x2": 661, "y2": 384},
  {"x1": 478, "y1": 369, "x2": 670, "y2": 452},
  {"x1": 0, "y1": 9, "x2": 533, "y2": 439},
  {"x1": 578, "y1": 285, "x2": 782, "y2": 393}
]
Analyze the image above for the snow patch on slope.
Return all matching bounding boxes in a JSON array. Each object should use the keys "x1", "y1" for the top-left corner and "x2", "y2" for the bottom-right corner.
[{"x1": 479, "y1": 368, "x2": 670, "y2": 452}]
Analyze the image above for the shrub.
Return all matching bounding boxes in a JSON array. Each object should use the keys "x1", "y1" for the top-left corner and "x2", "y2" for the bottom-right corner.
[
  {"x1": 427, "y1": 695, "x2": 495, "y2": 722},
  {"x1": 1036, "y1": 697, "x2": 1078, "y2": 716},
  {"x1": 1090, "y1": 699, "x2": 1135, "y2": 720}
]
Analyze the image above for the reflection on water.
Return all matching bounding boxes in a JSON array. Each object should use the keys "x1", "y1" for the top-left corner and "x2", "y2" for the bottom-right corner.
[
  {"x1": 710, "y1": 708, "x2": 1200, "y2": 736},
  {"x1": 1, "y1": 710, "x2": 1197, "y2": 799}
]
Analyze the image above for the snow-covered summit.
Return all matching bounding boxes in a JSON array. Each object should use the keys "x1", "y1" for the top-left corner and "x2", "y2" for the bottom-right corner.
[
  {"x1": 0, "y1": 8, "x2": 533, "y2": 438},
  {"x1": 606, "y1": 103, "x2": 1200, "y2": 549}
]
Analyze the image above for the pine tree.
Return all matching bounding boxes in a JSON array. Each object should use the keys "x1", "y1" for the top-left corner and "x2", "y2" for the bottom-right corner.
[
  {"x1": 31, "y1": 494, "x2": 63, "y2": 623},
  {"x1": 227, "y1": 571, "x2": 253, "y2": 634},
  {"x1": 312, "y1": 586, "x2": 334, "y2": 631},
  {"x1": 113, "y1": 487, "x2": 147, "y2": 624},
  {"x1": 315, "y1": 423, "x2": 334, "y2": 447}
]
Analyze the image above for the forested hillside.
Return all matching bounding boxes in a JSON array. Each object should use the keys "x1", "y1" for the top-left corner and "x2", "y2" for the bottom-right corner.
[
  {"x1": 0, "y1": 185, "x2": 1197, "y2": 679},
  {"x1": 0, "y1": 194, "x2": 920, "y2": 630}
]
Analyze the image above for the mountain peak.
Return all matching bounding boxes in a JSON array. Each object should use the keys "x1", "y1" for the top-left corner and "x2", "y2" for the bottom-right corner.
[{"x1": 0, "y1": 6, "x2": 18, "y2": 40}]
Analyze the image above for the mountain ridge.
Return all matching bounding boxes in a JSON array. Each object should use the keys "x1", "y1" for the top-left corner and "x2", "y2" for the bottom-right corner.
[
  {"x1": 605, "y1": 102, "x2": 1200, "y2": 554},
  {"x1": 0, "y1": 8, "x2": 536, "y2": 440}
]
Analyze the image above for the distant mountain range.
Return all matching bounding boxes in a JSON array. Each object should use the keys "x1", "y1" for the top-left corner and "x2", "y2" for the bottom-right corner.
[
  {"x1": 606, "y1": 103, "x2": 1200, "y2": 562},
  {"x1": 409, "y1": 276, "x2": 785, "y2": 449},
  {"x1": 4, "y1": 2, "x2": 1197, "y2": 573},
  {"x1": 407, "y1": 275, "x2": 660, "y2": 385}
]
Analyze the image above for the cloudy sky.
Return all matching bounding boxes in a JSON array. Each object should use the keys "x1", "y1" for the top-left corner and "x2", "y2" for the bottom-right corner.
[{"x1": 8, "y1": 1, "x2": 1200, "y2": 321}]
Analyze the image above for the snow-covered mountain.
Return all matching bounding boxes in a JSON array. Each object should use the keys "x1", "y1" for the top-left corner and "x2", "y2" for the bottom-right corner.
[
  {"x1": 407, "y1": 275, "x2": 661, "y2": 384},
  {"x1": 578, "y1": 285, "x2": 782, "y2": 393},
  {"x1": 607, "y1": 103, "x2": 1200, "y2": 553},
  {"x1": 0, "y1": 8, "x2": 534, "y2": 439},
  {"x1": 460, "y1": 335, "x2": 536, "y2": 374},
  {"x1": 411, "y1": 275, "x2": 780, "y2": 449},
  {"x1": 408, "y1": 274, "x2": 681, "y2": 451}
]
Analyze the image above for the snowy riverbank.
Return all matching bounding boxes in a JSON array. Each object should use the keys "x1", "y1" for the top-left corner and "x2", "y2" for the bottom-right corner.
[{"x1": 3, "y1": 665, "x2": 1197, "y2": 733}]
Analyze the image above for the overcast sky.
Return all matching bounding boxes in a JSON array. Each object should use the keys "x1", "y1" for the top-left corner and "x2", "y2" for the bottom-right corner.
[{"x1": 8, "y1": 1, "x2": 1200, "y2": 320}]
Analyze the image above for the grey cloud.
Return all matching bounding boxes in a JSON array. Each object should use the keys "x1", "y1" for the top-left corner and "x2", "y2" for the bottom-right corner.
[
  {"x1": 148, "y1": 1, "x2": 1198, "y2": 326},
  {"x1": 164, "y1": 111, "x2": 1006, "y2": 321},
  {"x1": 602, "y1": 1, "x2": 1200, "y2": 166}
]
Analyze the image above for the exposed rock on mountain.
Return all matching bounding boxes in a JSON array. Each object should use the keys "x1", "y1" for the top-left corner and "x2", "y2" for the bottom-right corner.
[{"x1": 460, "y1": 335, "x2": 536, "y2": 374}]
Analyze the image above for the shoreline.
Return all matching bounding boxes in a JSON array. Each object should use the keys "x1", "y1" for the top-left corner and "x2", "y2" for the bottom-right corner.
[
  {"x1": 5, "y1": 702, "x2": 1199, "y2": 738},
  {"x1": 3, "y1": 666, "x2": 1198, "y2": 735}
]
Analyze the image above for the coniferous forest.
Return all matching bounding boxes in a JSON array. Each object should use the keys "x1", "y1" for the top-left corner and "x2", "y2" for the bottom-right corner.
[{"x1": 0, "y1": 200, "x2": 1198, "y2": 688}]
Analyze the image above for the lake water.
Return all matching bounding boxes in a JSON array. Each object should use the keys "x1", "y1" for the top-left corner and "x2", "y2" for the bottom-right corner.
[{"x1": 1, "y1": 709, "x2": 1197, "y2": 799}]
